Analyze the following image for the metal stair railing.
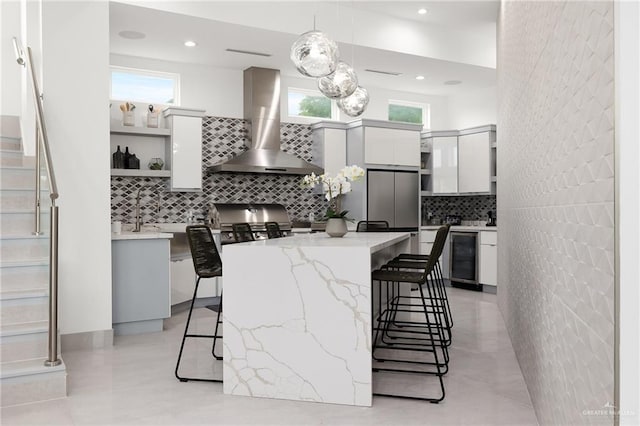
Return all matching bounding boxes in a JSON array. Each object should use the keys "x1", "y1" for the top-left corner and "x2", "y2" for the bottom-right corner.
[{"x1": 12, "y1": 37, "x2": 61, "y2": 367}]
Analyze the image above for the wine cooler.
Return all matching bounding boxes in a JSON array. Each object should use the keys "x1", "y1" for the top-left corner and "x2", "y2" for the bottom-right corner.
[{"x1": 450, "y1": 232, "x2": 481, "y2": 290}]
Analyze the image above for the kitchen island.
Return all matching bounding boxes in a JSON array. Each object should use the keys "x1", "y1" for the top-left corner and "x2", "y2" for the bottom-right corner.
[{"x1": 222, "y1": 231, "x2": 411, "y2": 407}]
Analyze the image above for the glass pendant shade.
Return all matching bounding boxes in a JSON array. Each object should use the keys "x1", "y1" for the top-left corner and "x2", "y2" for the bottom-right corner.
[
  {"x1": 317, "y1": 61, "x2": 358, "y2": 99},
  {"x1": 337, "y1": 86, "x2": 370, "y2": 117},
  {"x1": 290, "y1": 30, "x2": 339, "y2": 78}
]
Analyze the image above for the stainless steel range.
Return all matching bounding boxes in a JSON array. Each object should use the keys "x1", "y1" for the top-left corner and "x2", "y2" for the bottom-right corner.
[{"x1": 209, "y1": 203, "x2": 292, "y2": 244}]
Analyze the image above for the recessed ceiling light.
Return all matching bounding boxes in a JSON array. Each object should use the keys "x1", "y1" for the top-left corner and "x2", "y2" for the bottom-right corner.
[
  {"x1": 418, "y1": 8, "x2": 428, "y2": 15},
  {"x1": 118, "y1": 30, "x2": 146, "y2": 40},
  {"x1": 416, "y1": 75, "x2": 425, "y2": 80},
  {"x1": 444, "y1": 80, "x2": 462, "y2": 85},
  {"x1": 184, "y1": 41, "x2": 197, "y2": 47}
]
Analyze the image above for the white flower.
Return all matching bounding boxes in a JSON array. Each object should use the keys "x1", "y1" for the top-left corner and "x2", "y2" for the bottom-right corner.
[
  {"x1": 340, "y1": 180, "x2": 351, "y2": 194},
  {"x1": 341, "y1": 165, "x2": 365, "y2": 181},
  {"x1": 302, "y1": 164, "x2": 363, "y2": 206}
]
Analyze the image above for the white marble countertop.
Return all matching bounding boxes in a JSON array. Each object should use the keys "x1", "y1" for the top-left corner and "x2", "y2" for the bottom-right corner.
[
  {"x1": 111, "y1": 231, "x2": 174, "y2": 241},
  {"x1": 222, "y1": 228, "x2": 412, "y2": 406},
  {"x1": 421, "y1": 225, "x2": 498, "y2": 232},
  {"x1": 227, "y1": 231, "x2": 410, "y2": 253}
]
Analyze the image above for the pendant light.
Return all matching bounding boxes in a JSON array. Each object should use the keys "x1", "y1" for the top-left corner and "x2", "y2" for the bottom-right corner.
[
  {"x1": 290, "y1": 30, "x2": 339, "y2": 78},
  {"x1": 337, "y1": 86, "x2": 370, "y2": 117},
  {"x1": 318, "y1": 61, "x2": 358, "y2": 99}
]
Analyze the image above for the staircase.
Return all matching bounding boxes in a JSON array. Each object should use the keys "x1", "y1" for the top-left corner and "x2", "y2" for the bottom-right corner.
[{"x1": 0, "y1": 116, "x2": 67, "y2": 406}]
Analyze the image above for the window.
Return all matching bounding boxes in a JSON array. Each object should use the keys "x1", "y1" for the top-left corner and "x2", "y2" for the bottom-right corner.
[
  {"x1": 388, "y1": 100, "x2": 430, "y2": 128},
  {"x1": 288, "y1": 88, "x2": 335, "y2": 120},
  {"x1": 110, "y1": 66, "x2": 180, "y2": 105}
]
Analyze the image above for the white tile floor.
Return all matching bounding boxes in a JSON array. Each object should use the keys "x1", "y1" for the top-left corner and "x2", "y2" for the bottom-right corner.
[{"x1": 2, "y1": 287, "x2": 538, "y2": 425}]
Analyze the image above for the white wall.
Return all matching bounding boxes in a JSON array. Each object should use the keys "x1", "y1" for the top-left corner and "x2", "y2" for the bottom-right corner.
[
  {"x1": 616, "y1": 1, "x2": 640, "y2": 424},
  {"x1": 110, "y1": 54, "x2": 242, "y2": 120},
  {"x1": 447, "y1": 86, "x2": 497, "y2": 129},
  {"x1": 110, "y1": 54, "x2": 450, "y2": 129},
  {"x1": 498, "y1": 2, "x2": 615, "y2": 425},
  {"x1": 42, "y1": 1, "x2": 112, "y2": 335},
  {"x1": 1, "y1": 1, "x2": 22, "y2": 117},
  {"x1": 1, "y1": 0, "x2": 40, "y2": 156}
]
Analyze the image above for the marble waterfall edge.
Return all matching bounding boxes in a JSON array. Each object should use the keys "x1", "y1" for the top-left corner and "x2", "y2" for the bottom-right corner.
[{"x1": 222, "y1": 244, "x2": 373, "y2": 406}]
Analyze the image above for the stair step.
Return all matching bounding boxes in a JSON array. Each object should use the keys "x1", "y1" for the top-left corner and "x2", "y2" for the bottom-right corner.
[
  {"x1": 0, "y1": 321, "x2": 48, "y2": 337},
  {"x1": 0, "y1": 358, "x2": 67, "y2": 407},
  {"x1": 0, "y1": 150, "x2": 34, "y2": 168},
  {"x1": 0, "y1": 235, "x2": 49, "y2": 262},
  {"x1": 0, "y1": 136, "x2": 21, "y2": 151},
  {"x1": 0, "y1": 167, "x2": 46, "y2": 189},
  {"x1": 0, "y1": 260, "x2": 48, "y2": 292},
  {"x1": 0, "y1": 209, "x2": 50, "y2": 236},
  {"x1": 0, "y1": 321, "x2": 50, "y2": 363},
  {"x1": 0, "y1": 289, "x2": 48, "y2": 325},
  {"x1": 0, "y1": 188, "x2": 51, "y2": 211}
]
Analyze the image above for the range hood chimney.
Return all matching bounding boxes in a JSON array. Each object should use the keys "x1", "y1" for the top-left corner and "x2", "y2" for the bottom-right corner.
[{"x1": 208, "y1": 67, "x2": 324, "y2": 175}]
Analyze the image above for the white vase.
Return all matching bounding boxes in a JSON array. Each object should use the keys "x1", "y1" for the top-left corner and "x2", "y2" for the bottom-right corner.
[{"x1": 326, "y1": 218, "x2": 348, "y2": 237}]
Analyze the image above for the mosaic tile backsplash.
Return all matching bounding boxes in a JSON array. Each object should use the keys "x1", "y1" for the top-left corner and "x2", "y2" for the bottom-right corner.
[
  {"x1": 111, "y1": 117, "x2": 328, "y2": 224},
  {"x1": 421, "y1": 195, "x2": 496, "y2": 224}
]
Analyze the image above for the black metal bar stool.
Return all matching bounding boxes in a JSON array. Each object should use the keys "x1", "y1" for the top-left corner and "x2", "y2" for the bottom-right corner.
[
  {"x1": 265, "y1": 221, "x2": 283, "y2": 239},
  {"x1": 356, "y1": 220, "x2": 390, "y2": 232},
  {"x1": 232, "y1": 222, "x2": 255, "y2": 242},
  {"x1": 379, "y1": 226, "x2": 452, "y2": 353},
  {"x1": 175, "y1": 225, "x2": 223, "y2": 383},
  {"x1": 371, "y1": 225, "x2": 450, "y2": 402},
  {"x1": 388, "y1": 225, "x2": 453, "y2": 332}
]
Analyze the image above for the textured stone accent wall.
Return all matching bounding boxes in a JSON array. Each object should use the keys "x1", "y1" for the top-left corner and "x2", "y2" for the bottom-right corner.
[
  {"x1": 111, "y1": 118, "x2": 328, "y2": 224},
  {"x1": 497, "y1": 2, "x2": 614, "y2": 425}
]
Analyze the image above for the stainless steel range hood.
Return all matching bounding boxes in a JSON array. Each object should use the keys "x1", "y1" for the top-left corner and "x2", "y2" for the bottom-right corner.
[{"x1": 208, "y1": 67, "x2": 324, "y2": 175}]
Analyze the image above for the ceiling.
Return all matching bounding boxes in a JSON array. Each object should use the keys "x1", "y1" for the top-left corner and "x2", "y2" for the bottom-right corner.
[{"x1": 109, "y1": 1, "x2": 498, "y2": 96}]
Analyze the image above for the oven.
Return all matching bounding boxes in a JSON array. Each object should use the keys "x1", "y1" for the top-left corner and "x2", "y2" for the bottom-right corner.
[
  {"x1": 449, "y1": 231, "x2": 480, "y2": 290},
  {"x1": 209, "y1": 203, "x2": 293, "y2": 245}
]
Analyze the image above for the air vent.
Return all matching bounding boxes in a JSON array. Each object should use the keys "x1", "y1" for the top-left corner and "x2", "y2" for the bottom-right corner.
[
  {"x1": 365, "y1": 69, "x2": 402, "y2": 76},
  {"x1": 225, "y1": 48, "x2": 272, "y2": 57}
]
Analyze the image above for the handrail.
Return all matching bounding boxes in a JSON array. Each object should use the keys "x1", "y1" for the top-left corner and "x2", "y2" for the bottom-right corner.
[
  {"x1": 12, "y1": 38, "x2": 59, "y2": 200},
  {"x1": 13, "y1": 37, "x2": 61, "y2": 368}
]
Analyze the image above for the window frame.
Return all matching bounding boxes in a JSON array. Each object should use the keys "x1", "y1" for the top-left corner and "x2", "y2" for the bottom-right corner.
[
  {"x1": 110, "y1": 65, "x2": 181, "y2": 106},
  {"x1": 388, "y1": 99, "x2": 431, "y2": 129},
  {"x1": 287, "y1": 87, "x2": 338, "y2": 121}
]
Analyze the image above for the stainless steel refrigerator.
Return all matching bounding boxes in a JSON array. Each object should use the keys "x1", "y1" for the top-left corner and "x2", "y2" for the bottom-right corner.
[{"x1": 366, "y1": 169, "x2": 419, "y2": 230}]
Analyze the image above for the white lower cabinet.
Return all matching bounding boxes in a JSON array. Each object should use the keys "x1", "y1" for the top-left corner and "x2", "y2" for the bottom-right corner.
[
  {"x1": 479, "y1": 231, "x2": 497, "y2": 286},
  {"x1": 419, "y1": 230, "x2": 437, "y2": 255}
]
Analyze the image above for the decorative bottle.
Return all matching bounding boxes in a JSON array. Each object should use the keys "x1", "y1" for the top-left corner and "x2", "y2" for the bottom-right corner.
[
  {"x1": 124, "y1": 147, "x2": 131, "y2": 169},
  {"x1": 112, "y1": 145, "x2": 125, "y2": 169}
]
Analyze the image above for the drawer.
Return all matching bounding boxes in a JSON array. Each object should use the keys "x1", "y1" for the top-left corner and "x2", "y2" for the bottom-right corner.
[
  {"x1": 420, "y1": 230, "x2": 437, "y2": 243},
  {"x1": 480, "y1": 231, "x2": 497, "y2": 245}
]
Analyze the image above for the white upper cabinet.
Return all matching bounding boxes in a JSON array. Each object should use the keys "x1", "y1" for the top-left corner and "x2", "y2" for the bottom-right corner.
[
  {"x1": 311, "y1": 122, "x2": 347, "y2": 176},
  {"x1": 425, "y1": 125, "x2": 496, "y2": 195},
  {"x1": 364, "y1": 126, "x2": 420, "y2": 167},
  {"x1": 458, "y1": 131, "x2": 491, "y2": 193},
  {"x1": 432, "y1": 136, "x2": 458, "y2": 193},
  {"x1": 163, "y1": 107, "x2": 205, "y2": 192}
]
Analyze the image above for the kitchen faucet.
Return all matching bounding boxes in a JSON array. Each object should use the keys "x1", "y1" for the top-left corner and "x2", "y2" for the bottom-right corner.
[{"x1": 133, "y1": 186, "x2": 149, "y2": 232}]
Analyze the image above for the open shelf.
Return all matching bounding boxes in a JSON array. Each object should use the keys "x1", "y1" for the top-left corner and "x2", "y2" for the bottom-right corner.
[
  {"x1": 111, "y1": 169, "x2": 170, "y2": 177},
  {"x1": 420, "y1": 169, "x2": 432, "y2": 175},
  {"x1": 110, "y1": 125, "x2": 170, "y2": 137},
  {"x1": 420, "y1": 190, "x2": 433, "y2": 196},
  {"x1": 491, "y1": 142, "x2": 497, "y2": 148}
]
